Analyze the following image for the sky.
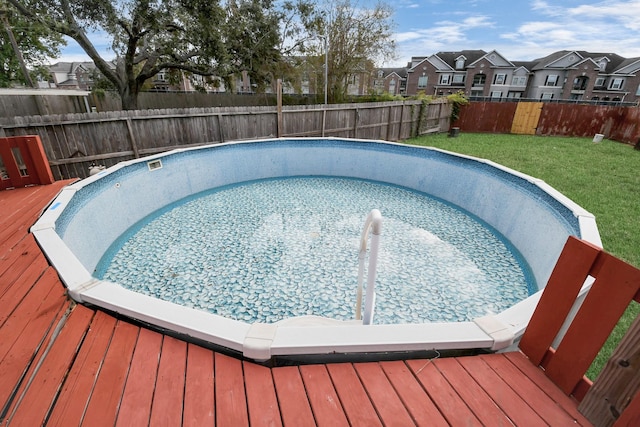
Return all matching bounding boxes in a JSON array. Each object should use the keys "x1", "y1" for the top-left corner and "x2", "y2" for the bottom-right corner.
[
  {"x1": 387, "y1": 0, "x2": 640, "y2": 66},
  {"x1": 57, "y1": 0, "x2": 640, "y2": 67}
]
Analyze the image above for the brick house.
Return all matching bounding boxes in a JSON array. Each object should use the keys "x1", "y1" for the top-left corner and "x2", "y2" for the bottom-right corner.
[
  {"x1": 404, "y1": 49, "x2": 640, "y2": 104},
  {"x1": 371, "y1": 68, "x2": 407, "y2": 95},
  {"x1": 43, "y1": 62, "x2": 98, "y2": 90},
  {"x1": 527, "y1": 51, "x2": 632, "y2": 102}
]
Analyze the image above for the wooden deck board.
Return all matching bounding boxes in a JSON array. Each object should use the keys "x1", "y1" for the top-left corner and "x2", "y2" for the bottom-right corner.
[
  {"x1": 431, "y1": 357, "x2": 513, "y2": 426},
  {"x1": 379, "y1": 360, "x2": 449, "y2": 427},
  {"x1": 353, "y1": 362, "x2": 417, "y2": 426},
  {"x1": 149, "y1": 336, "x2": 187, "y2": 427},
  {"x1": 0, "y1": 269, "x2": 68, "y2": 409},
  {"x1": 299, "y1": 364, "x2": 349, "y2": 427},
  {"x1": 214, "y1": 353, "x2": 249, "y2": 426},
  {"x1": 47, "y1": 311, "x2": 118, "y2": 427},
  {"x1": 483, "y1": 352, "x2": 583, "y2": 425},
  {"x1": 183, "y1": 343, "x2": 215, "y2": 426},
  {"x1": 81, "y1": 321, "x2": 140, "y2": 426},
  {"x1": 503, "y1": 351, "x2": 592, "y2": 425},
  {"x1": 272, "y1": 366, "x2": 315, "y2": 426},
  {"x1": 0, "y1": 182, "x2": 600, "y2": 427},
  {"x1": 115, "y1": 327, "x2": 162, "y2": 427},
  {"x1": 458, "y1": 355, "x2": 548, "y2": 426},
  {"x1": 0, "y1": 254, "x2": 48, "y2": 324},
  {"x1": 6, "y1": 305, "x2": 94, "y2": 426},
  {"x1": 406, "y1": 358, "x2": 483, "y2": 426},
  {"x1": 326, "y1": 363, "x2": 383, "y2": 427},
  {"x1": 244, "y1": 361, "x2": 283, "y2": 427}
]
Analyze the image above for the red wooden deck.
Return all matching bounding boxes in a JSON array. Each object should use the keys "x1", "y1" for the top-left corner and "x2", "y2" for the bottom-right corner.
[{"x1": 0, "y1": 182, "x2": 604, "y2": 426}]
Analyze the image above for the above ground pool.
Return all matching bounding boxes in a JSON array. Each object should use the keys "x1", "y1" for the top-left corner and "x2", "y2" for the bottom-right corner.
[{"x1": 32, "y1": 138, "x2": 601, "y2": 362}]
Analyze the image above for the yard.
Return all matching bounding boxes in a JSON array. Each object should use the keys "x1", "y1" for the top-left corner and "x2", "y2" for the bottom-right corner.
[{"x1": 406, "y1": 132, "x2": 640, "y2": 379}]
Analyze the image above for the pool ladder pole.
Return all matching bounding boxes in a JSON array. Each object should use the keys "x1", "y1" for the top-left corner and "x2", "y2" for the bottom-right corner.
[{"x1": 355, "y1": 209, "x2": 382, "y2": 325}]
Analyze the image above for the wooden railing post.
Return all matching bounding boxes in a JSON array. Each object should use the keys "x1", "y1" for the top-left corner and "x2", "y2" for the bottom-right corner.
[{"x1": 579, "y1": 313, "x2": 640, "y2": 426}]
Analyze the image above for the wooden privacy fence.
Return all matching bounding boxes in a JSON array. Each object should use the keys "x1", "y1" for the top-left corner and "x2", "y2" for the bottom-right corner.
[
  {"x1": 455, "y1": 101, "x2": 640, "y2": 145},
  {"x1": 0, "y1": 100, "x2": 450, "y2": 180}
]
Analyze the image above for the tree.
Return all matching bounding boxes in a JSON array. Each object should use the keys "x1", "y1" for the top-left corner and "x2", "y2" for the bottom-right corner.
[
  {"x1": 0, "y1": 3, "x2": 64, "y2": 88},
  {"x1": 5, "y1": 0, "x2": 281, "y2": 109},
  {"x1": 299, "y1": 0, "x2": 395, "y2": 102}
]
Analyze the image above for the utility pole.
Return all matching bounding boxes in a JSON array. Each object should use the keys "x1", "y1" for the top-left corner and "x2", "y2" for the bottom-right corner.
[{"x1": 0, "y1": 8, "x2": 36, "y2": 88}]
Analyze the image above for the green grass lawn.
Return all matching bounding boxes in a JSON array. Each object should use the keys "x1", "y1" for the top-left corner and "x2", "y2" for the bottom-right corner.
[{"x1": 405, "y1": 132, "x2": 640, "y2": 379}]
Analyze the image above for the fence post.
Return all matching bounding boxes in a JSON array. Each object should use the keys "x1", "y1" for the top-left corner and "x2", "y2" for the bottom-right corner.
[
  {"x1": 125, "y1": 118, "x2": 140, "y2": 158},
  {"x1": 386, "y1": 105, "x2": 393, "y2": 141},
  {"x1": 276, "y1": 79, "x2": 283, "y2": 138},
  {"x1": 397, "y1": 102, "x2": 405, "y2": 141},
  {"x1": 354, "y1": 107, "x2": 360, "y2": 138}
]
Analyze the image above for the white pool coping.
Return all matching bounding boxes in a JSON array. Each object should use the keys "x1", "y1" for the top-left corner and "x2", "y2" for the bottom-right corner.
[{"x1": 32, "y1": 137, "x2": 602, "y2": 362}]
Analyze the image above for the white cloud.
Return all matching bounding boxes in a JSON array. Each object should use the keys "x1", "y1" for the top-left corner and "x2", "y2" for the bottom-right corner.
[{"x1": 493, "y1": 1, "x2": 640, "y2": 59}]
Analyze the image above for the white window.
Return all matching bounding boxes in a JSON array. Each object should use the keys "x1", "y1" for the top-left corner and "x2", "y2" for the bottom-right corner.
[
  {"x1": 452, "y1": 74, "x2": 465, "y2": 84},
  {"x1": 595, "y1": 77, "x2": 606, "y2": 87},
  {"x1": 609, "y1": 78, "x2": 624, "y2": 90},
  {"x1": 439, "y1": 74, "x2": 451, "y2": 85},
  {"x1": 493, "y1": 74, "x2": 506, "y2": 85},
  {"x1": 507, "y1": 92, "x2": 522, "y2": 98},
  {"x1": 389, "y1": 79, "x2": 396, "y2": 94},
  {"x1": 490, "y1": 91, "x2": 502, "y2": 99},
  {"x1": 512, "y1": 76, "x2": 527, "y2": 86},
  {"x1": 545, "y1": 75, "x2": 558, "y2": 86},
  {"x1": 636, "y1": 84, "x2": 640, "y2": 96},
  {"x1": 417, "y1": 76, "x2": 427, "y2": 88},
  {"x1": 541, "y1": 92, "x2": 554, "y2": 100},
  {"x1": 456, "y1": 58, "x2": 465, "y2": 69}
]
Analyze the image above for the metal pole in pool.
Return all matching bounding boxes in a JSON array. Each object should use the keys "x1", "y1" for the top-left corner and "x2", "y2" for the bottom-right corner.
[{"x1": 355, "y1": 209, "x2": 382, "y2": 325}]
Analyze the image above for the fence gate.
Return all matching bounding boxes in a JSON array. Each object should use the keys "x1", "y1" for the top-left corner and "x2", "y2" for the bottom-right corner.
[
  {"x1": 0, "y1": 136, "x2": 54, "y2": 190},
  {"x1": 511, "y1": 102, "x2": 543, "y2": 135}
]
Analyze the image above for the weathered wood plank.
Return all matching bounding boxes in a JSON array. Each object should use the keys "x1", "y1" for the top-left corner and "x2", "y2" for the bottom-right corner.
[
  {"x1": 244, "y1": 361, "x2": 283, "y2": 427},
  {"x1": 482, "y1": 353, "x2": 581, "y2": 425},
  {"x1": 47, "y1": 311, "x2": 118, "y2": 427},
  {"x1": 546, "y1": 251, "x2": 640, "y2": 395},
  {"x1": 6, "y1": 304, "x2": 93, "y2": 426},
  {"x1": 0, "y1": 285, "x2": 68, "y2": 420},
  {"x1": 353, "y1": 362, "x2": 416, "y2": 426},
  {"x1": 432, "y1": 357, "x2": 512, "y2": 426},
  {"x1": 457, "y1": 355, "x2": 547, "y2": 426},
  {"x1": 503, "y1": 351, "x2": 591, "y2": 425},
  {"x1": 519, "y1": 236, "x2": 601, "y2": 365},
  {"x1": 406, "y1": 359, "x2": 482, "y2": 426},
  {"x1": 0, "y1": 254, "x2": 48, "y2": 324},
  {"x1": 183, "y1": 344, "x2": 215, "y2": 427},
  {"x1": 272, "y1": 366, "x2": 315, "y2": 427},
  {"x1": 379, "y1": 360, "x2": 448, "y2": 427},
  {"x1": 82, "y1": 321, "x2": 140, "y2": 426},
  {"x1": 299, "y1": 364, "x2": 349, "y2": 427},
  {"x1": 215, "y1": 353, "x2": 249, "y2": 426},
  {"x1": 115, "y1": 328, "x2": 163, "y2": 427},
  {"x1": 326, "y1": 363, "x2": 382, "y2": 427},
  {"x1": 580, "y1": 311, "x2": 640, "y2": 426},
  {"x1": 149, "y1": 336, "x2": 187, "y2": 426}
]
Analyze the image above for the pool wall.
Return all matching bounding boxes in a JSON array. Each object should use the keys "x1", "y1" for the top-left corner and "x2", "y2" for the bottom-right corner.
[{"x1": 32, "y1": 138, "x2": 601, "y2": 361}]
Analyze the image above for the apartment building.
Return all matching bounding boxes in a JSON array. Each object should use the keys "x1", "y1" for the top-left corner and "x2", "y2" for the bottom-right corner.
[{"x1": 403, "y1": 50, "x2": 640, "y2": 104}]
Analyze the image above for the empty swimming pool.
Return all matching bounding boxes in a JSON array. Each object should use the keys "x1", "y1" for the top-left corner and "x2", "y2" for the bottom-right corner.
[{"x1": 32, "y1": 138, "x2": 601, "y2": 361}]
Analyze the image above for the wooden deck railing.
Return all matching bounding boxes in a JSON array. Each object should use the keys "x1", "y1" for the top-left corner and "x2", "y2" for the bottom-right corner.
[
  {"x1": 519, "y1": 236, "x2": 640, "y2": 426},
  {"x1": 0, "y1": 135, "x2": 54, "y2": 190}
]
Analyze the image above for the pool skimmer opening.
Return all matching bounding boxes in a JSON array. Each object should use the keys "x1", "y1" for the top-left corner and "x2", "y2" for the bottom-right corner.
[{"x1": 147, "y1": 159, "x2": 163, "y2": 171}]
